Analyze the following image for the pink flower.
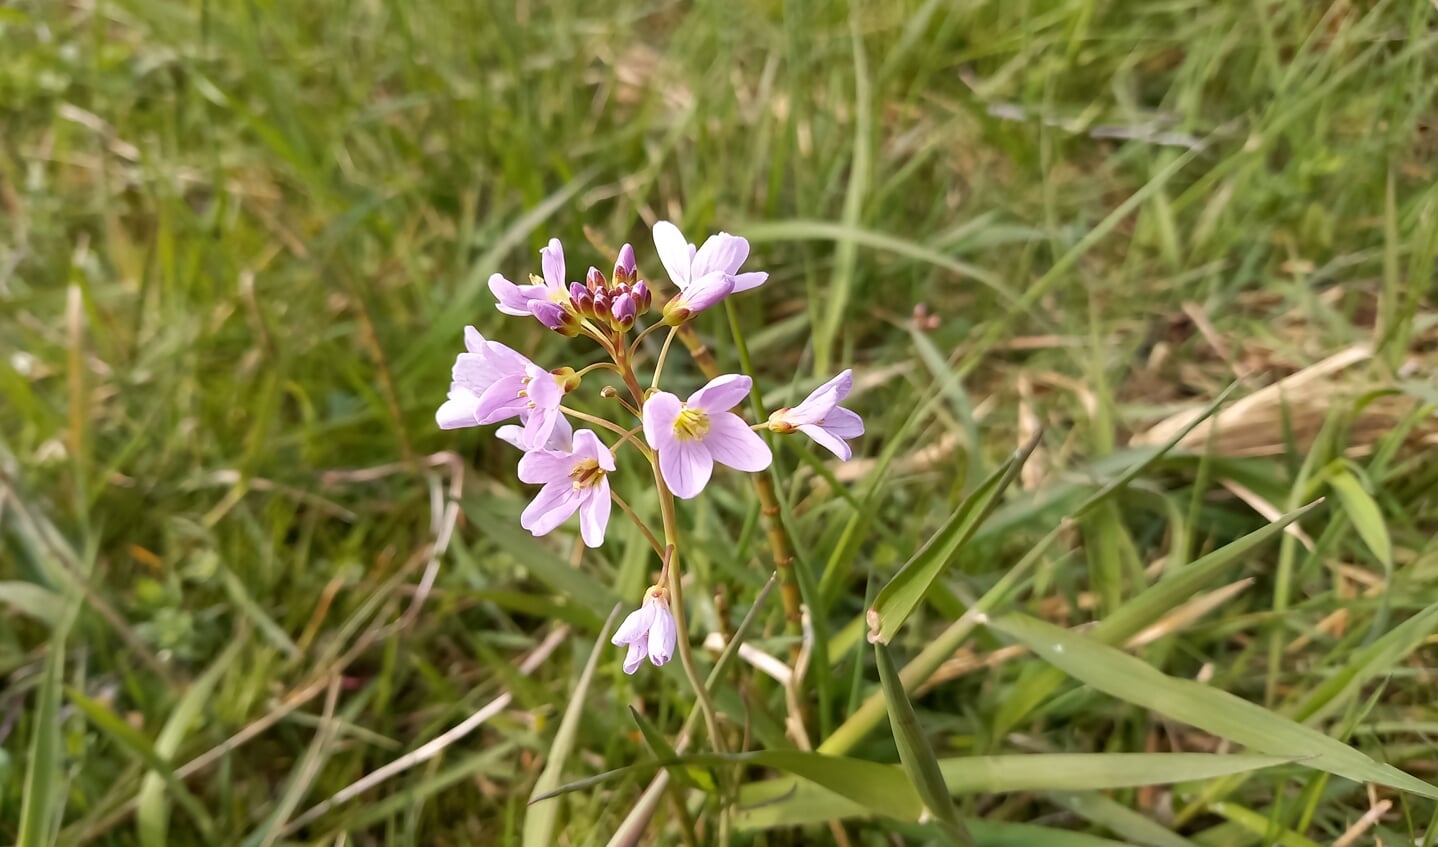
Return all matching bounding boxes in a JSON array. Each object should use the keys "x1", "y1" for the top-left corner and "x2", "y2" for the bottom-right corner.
[
  {"x1": 517, "y1": 429, "x2": 615, "y2": 548},
  {"x1": 642, "y1": 374, "x2": 772, "y2": 499},
  {"x1": 435, "y1": 327, "x2": 565, "y2": 449},
  {"x1": 611, "y1": 586, "x2": 677, "y2": 673},
  {"x1": 652, "y1": 221, "x2": 767, "y2": 321},
  {"x1": 768, "y1": 369, "x2": 864, "y2": 461},
  {"x1": 488, "y1": 238, "x2": 571, "y2": 319}
]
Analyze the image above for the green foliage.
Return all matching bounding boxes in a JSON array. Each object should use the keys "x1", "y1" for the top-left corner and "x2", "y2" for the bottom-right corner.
[{"x1": 3, "y1": 0, "x2": 1438, "y2": 844}]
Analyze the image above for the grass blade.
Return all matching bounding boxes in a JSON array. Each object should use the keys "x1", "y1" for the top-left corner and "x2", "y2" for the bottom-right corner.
[
  {"x1": 868, "y1": 430, "x2": 1043, "y2": 645},
  {"x1": 524, "y1": 605, "x2": 621, "y2": 847},
  {"x1": 984, "y1": 612, "x2": 1438, "y2": 798},
  {"x1": 875, "y1": 641, "x2": 973, "y2": 846}
]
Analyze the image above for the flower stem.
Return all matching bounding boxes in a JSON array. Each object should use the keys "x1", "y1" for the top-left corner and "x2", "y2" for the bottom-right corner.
[
  {"x1": 627, "y1": 320, "x2": 668, "y2": 360},
  {"x1": 574, "y1": 361, "x2": 620, "y2": 378},
  {"x1": 558, "y1": 407, "x2": 652, "y2": 460},
  {"x1": 650, "y1": 326, "x2": 680, "y2": 390},
  {"x1": 609, "y1": 490, "x2": 664, "y2": 559}
]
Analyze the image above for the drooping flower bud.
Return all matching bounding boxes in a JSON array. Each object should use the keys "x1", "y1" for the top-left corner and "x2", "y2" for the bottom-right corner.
[
  {"x1": 528, "y1": 301, "x2": 580, "y2": 337},
  {"x1": 614, "y1": 243, "x2": 637, "y2": 285},
  {"x1": 611, "y1": 292, "x2": 637, "y2": 330},
  {"x1": 586, "y1": 266, "x2": 607, "y2": 291}
]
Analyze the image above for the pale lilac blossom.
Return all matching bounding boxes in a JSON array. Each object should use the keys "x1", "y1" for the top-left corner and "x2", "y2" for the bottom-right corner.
[
  {"x1": 517, "y1": 429, "x2": 615, "y2": 547},
  {"x1": 611, "y1": 586, "x2": 677, "y2": 673},
  {"x1": 488, "y1": 238, "x2": 570, "y2": 318},
  {"x1": 768, "y1": 369, "x2": 864, "y2": 461},
  {"x1": 435, "y1": 326, "x2": 564, "y2": 449},
  {"x1": 652, "y1": 221, "x2": 767, "y2": 321},
  {"x1": 642, "y1": 374, "x2": 772, "y2": 499}
]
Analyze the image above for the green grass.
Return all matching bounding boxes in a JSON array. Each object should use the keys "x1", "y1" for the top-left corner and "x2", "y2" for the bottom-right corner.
[{"x1": 3, "y1": 0, "x2": 1438, "y2": 844}]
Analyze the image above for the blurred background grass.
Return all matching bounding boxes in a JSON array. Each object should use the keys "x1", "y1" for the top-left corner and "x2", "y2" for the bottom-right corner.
[{"x1": 3, "y1": 0, "x2": 1438, "y2": 844}]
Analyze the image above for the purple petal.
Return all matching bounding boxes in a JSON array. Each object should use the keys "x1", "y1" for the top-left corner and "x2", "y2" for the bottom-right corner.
[
  {"x1": 652, "y1": 221, "x2": 693, "y2": 286},
  {"x1": 622, "y1": 638, "x2": 647, "y2": 674},
  {"x1": 578, "y1": 482, "x2": 611, "y2": 548},
  {"x1": 798, "y1": 423, "x2": 852, "y2": 461},
  {"x1": 730, "y1": 271, "x2": 768, "y2": 293},
  {"x1": 703, "y1": 412, "x2": 773, "y2": 472},
  {"x1": 500, "y1": 416, "x2": 573, "y2": 452},
  {"x1": 822, "y1": 406, "x2": 865, "y2": 438},
  {"x1": 436, "y1": 388, "x2": 481, "y2": 429},
  {"x1": 473, "y1": 374, "x2": 529, "y2": 424},
  {"x1": 572, "y1": 429, "x2": 616, "y2": 471},
  {"x1": 612, "y1": 602, "x2": 657, "y2": 646},
  {"x1": 642, "y1": 391, "x2": 684, "y2": 453},
  {"x1": 528, "y1": 300, "x2": 568, "y2": 331},
  {"x1": 520, "y1": 483, "x2": 581, "y2": 537},
  {"x1": 463, "y1": 326, "x2": 486, "y2": 353},
  {"x1": 692, "y1": 232, "x2": 749, "y2": 277},
  {"x1": 520, "y1": 406, "x2": 562, "y2": 450},
  {"x1": 647, "y1": 604, "x2": 676, "y2": 666},
  {"x1": 489, "y1": 274, "x2": 538, "y2": 316},
  {"x1": 517, "y1": 448, "x2": 576, "y2": 485},
  {"x1": 541, "y1": 238, "x2": 565, "y2": 290},
  {"x1": 660, "y1": 439, "x2": 713, "y2": 500},
  {"x1": 611, "y1": 292, "x2": 636, "y2": 325},
  {"x1": 674, "y1": 271, "x2": 733, "y2": 314},
  {"x1": 787, "y1": 370, "x2": 851, "y2": 424},
  {"x1": 689, "y1": 373, "x2": 752, "y2": 413}
]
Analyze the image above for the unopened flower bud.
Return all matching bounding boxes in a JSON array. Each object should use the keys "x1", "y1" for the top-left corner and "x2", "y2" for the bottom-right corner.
[
  {"x1": 614, "y1": 243, "x2": 637, "y2": 285},
  {"x1": 551, "y1": 366, "x2": 582, "y2": 393},
  {"x1": 632, "y1": 280, "x2": 652, "y2": 314},
  {"x1": 528, "y1": 301, "x2": 580, "y2": 337},
  {"x1": 599, "y1": 385, "x2": 619, "y2": 399},
  {"x1": 593, "y1": 290, "x2": 611, "y2": 316},
  {"x1": 586, "y1": 266, "x2": 607, "y2": 291},
  {"x1": 611, "y1": 292, "x2": 637, "y2": 330},
  {"x1": 569, "y1": 283, "x2": 594, "y2": 317}
]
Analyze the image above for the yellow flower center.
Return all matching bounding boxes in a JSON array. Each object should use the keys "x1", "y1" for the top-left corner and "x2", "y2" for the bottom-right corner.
[
  {"x1": 569, "y1": 458, "x2": 606, "y2": 490},
  {"x1": 672, "y1": 406, "x2": 711, "y2": 441}
]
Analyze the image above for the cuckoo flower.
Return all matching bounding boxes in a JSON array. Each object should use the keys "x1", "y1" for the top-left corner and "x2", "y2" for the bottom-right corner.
[
  {"x1": 653, "y1": 221, "x2": 767, "y2": 322},
  {"x1": 642, "y1": 374, "x2": 772, "y2": 499},
  {"x1": 435, "y1": 326, "x2": 564, "y2": 449},
  {"x1": 768, "y1": 369, "x2": 864, "y2": 461},
  {"x1": 517, "y1": 429, "x2": 615, "y2": 548},
  {"x1": 611, "y1": 585, "x2": 677, "y2": 673},
  {"x1": 488, "y1": 238, "x2": 570, "y2": 319}
]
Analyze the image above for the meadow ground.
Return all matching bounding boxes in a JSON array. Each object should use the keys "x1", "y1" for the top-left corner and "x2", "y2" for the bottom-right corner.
[{"x1": 3, "y1": 1, "x2": 1438, "y2": 844}]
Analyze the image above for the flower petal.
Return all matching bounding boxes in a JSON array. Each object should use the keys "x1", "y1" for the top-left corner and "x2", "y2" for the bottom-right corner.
[
  {"x1": 704, "y1": 412, "x2": 773, "y2": 472},
  {"x1": 822, "y1": 406, "x2": 865, "y2": 439},
  {"x1": 660, "y1": 439, "x2": 714, "y2": 500},
  {"x1": 520, "y1": 483, "x2": 581, "y2": 537},
  {"x1": 572, "y1": 429, "x2": 616, "y2": 471},
  {"x1": 673, "y1": 271, "x2": 733, "y2": 314},
  {"x1": 436, "y1": 388, "x2": 481, "y2": 429},
  {"x1": 612, "y1": 602, "x2": 657, "y2": 646},
  {"x1": 647, "y1": 604, "x2": 676, "y2": 666},
  {"x1": 489, "y1": 274, "x2": 535, "y2": 316},
  {"x1": 730, "y1": 271, "x2": 768, "y2": 293},
  {"x1": 652, "y1": 221, "x2": 693, "y2": 286},
  {"x1": 520, "y1": 406, "x2": 562, "y2": 450},
  {"x1": 473, "y1": 374, "x2": 529, "y2": 424},
  {"x1": 463, "y1": 325, "x2": 486, "y2": 353},
  {"x1": 517, "y1": 448, "x2": 575, "y2": 485},
  {"x1": 579, "y1": 481, "x2": 611, "y2": 548},
  {"x1": 787, "y1": 370, "x2": 851, "y2": 424},
  {"x1": 622, "y1": 638, "x2": 648, "y2": 674},
  {"x1": 642, "y1": 391, "x2": 684, "y2": 453},
  {"x1": 500, "y1": 416, "x2": 572, "y2": 451},
  {"x1": 692, "y1": 232, "x2": 750, "y2": 277},
  {"x1": 798, "y1": 423, "x2": 852, "y2": 461},
  {"x1": 688, "y1": 373, "x2": 753, "y2": 413},
  {"x1": 541, "y1": 238, "x2": 565, "y2": 290}
]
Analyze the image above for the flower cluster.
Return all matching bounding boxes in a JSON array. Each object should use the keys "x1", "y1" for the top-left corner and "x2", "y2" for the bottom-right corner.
[{"x1": 440, "y1": 221, "x2": 864, "y2": 673}]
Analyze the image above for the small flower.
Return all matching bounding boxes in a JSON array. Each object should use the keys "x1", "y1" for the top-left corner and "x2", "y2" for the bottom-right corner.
[
  {"x1": 767, "y1": 369, "x2": 864, "y2": 461},
  {"x1": 517, "y1": 429, "x2": 616, "y2": 547},
  {"x1": 642, "y1": 374, "x2": 772, "y2": 499},
  {"x1": 652, "y1": 221, "x2": 768, "y2": 322},
  {"x1": 435, "y1": 327, "x2": 566, "y2": 449},
  {"x1": 489, "y1": 238, "x2": 571, "y2": 318},
  {"x1": 611, "y1": 585, "x2": 677, "y2": 673}
]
